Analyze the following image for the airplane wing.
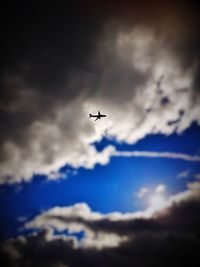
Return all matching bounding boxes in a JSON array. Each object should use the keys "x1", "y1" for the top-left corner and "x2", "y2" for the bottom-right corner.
[
  {"x1": 98, "y1": 111, "x2": 100, "y2": 116},
  {"x1": 95, "y1": 117, "x2": 99, "y2": 121}
]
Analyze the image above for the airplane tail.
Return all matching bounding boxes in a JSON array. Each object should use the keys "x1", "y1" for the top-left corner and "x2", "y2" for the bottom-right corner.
[{"x1": 89, "y1": 114, "x2": 92, "y2": 118}]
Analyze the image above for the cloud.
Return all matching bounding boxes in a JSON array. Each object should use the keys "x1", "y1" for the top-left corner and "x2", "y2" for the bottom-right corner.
[
  {"x1": 23, "y1": 180, "x2": 200, "y2": 244},
  {"x1": 137, "y1": 187, "x2": 149, "y2": 198},
  {"x1": 48, "y1": 172, "x2": 66, "y2": 181},
  {"x1": 1, "y1": 179, "x2": 200, "y2": 267},
  {"x1": 177, "y1": 170, "x2": 190, "y2": 179},
  {"x1": 112, "y1": 150, "x2": 200, "y2": 162},
  {"x1": 155, "y1": 184, "x2": 166, "y2": 194},
  {"x1": 194, "y1": 173, "x2": 200, "y2": 180},
  {"x1": 1, "y1": 142, "x2": 199, "y2": 184},
  {"x1": 0, "y1": 1, "x2": 200, "y2": 183}
]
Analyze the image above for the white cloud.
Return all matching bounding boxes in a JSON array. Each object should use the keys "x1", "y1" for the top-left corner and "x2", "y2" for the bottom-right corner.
[
  {"x1": 112, "y1": 150, "x2": 200, "y2": 162},
  {"x1": 80, "y1": 232, "x2": 128, "y2": 249},
  {"x1": 3, "y1": 179, "x2": 200, "y2": 266},
  {"x1": 1, "y1": 28, "x2": 200, "y2": 183},
  {"x1": 48, "y1": 172, "x2": 66, "y2": 181},
  {"x1": 155, "y1": 184, "x2": 166, "y2": 194},
  {"x1": 25, "y1": 203, "x2": 128, "y2": 249},
  {"x1": 177, "y1": 170, "x2": 190, "y2": 179},
  {"x1": 24, "y1": 179, "x2": 200, "y2": 249},
  {"x1": 137, "y1": 187, "x2": 149, "y2": 198},
  {"x1": 149, "y1": 194, "x2": 166, "y2": 209}
]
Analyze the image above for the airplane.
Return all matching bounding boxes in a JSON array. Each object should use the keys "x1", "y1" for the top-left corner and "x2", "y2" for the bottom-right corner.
[{"x1": 89, "y1": 111, "x2": 107, "y2": 121}]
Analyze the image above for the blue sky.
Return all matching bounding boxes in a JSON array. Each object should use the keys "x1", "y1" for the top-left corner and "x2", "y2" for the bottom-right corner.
[
  {"x1": 1, "y1": 2, "x2": 200, "y2": 266},
  {"x1": 1, "y1": 122, "x2": 199, "y2": 241}
]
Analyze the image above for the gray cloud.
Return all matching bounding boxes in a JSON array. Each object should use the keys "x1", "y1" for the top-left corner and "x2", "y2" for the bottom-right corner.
[
  {"x1": 23, "y1": 180, "x2": 200, "y2": 242},
  {"x1": 1, "y1": 180, "x2": 200, "y2": 267},
  {"x1": 0, "y1": 1, "x2": 200, "y2": 183}
]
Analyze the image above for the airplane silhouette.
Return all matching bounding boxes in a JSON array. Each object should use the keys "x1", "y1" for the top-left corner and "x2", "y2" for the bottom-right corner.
[{"x1": 89, "y1": 111, "x2": 107, "y2": 121}]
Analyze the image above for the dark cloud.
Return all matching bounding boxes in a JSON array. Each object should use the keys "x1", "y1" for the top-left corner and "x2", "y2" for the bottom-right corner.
[
  {"x1": 0, "y1": 1, "x2": 101, "y2": 140},
  {"x1": 0, "y1": 0, "x2": 200, "y2": 182},
  {"x1": 1, "y1": 182, "x2": 200, "y2": 267},
  {"x1": 1, "y1": 2, "x2": 200, "y2": 266}
]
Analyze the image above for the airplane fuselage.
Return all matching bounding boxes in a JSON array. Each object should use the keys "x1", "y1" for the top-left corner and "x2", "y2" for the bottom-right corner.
[
  {"x1": 90, "y1": 115, "x2": 106, "y2": 118},
  {"x1": 89, "y1": 111, "x2": 107, "y2": 121}
]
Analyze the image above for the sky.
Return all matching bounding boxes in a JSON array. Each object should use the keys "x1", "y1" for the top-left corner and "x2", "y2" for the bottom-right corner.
[{"x1": 0, "y1": 1, "x2": 200, "y2": 267}]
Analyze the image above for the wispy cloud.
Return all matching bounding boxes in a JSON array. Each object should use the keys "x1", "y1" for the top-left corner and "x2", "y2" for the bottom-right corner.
[
  {"x1": 112, "y1": 150, "x2": 200, "y2": 162},
  {"x1": 137, "y1": 187, "x2": 149, "y2": 198},
  {"x1": 0, "y1": 179, "x2": 197, "y2": 267},
  {"x1": 177, "y1": 170, "x2": 190, "y2": 179}
]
